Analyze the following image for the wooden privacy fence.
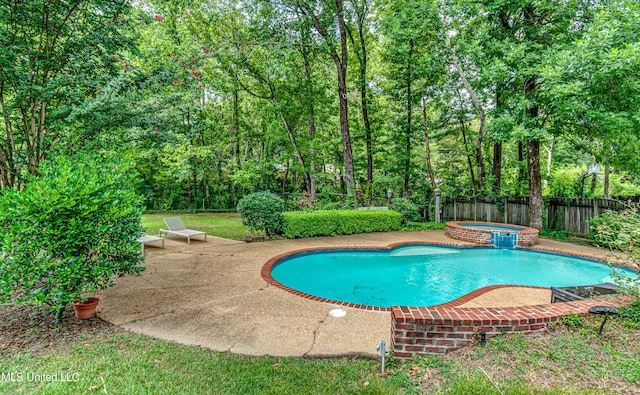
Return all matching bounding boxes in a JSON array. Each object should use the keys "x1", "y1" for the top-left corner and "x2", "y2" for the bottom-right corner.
[{"x1": 442, "y1": 197, "x2": 639, "y2": 236}]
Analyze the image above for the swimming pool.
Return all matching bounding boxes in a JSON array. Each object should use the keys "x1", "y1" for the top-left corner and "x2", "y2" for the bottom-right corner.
[{"x1": 268, "y1": 245, "x2": 633, "y2": 308}]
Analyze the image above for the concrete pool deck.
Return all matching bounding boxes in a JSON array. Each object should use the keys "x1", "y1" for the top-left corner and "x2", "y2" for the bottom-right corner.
[{"x1": 96, "y1": 231, "x2": 626, "y2": 358}]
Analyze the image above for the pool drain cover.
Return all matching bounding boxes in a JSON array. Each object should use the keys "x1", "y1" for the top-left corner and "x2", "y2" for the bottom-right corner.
[{"x1": 329, "y1": 309, "x2": 346, "y2": 317}]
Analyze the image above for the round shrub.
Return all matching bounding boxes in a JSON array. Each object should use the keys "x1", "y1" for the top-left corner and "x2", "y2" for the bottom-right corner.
[
  {"x1": 389, "y1": 198, "x2": 421, "y2": 224},
  {"x1": 236, "y1": 192, "x2": 284, "y2": 237},
  {"x1": 0, "y1": 154, "x2": 145, "y2": 321}
]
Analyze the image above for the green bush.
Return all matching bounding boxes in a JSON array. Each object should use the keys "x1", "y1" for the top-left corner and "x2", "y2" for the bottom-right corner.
[
  {"x1": 281, "y1": 210, "x2": 402, "y2": 238},
  {"x1": 589, "y1": 208, "x2": 640, "y2": 253},
  {"x1": 0, "y1": 155, "x2": 145, "y2": 321},
  {"x1": 589, "y1": 206, "x2": 640, "y2": 295},
  {"x1": 389, "y1": 198, "x2": 421, "y2": 224},
  {"x1": 539, "y1": 228, "x2": 569, "y2": 240},
  {"x1": 236, "y1": 192, "x2": 284, "y2": 237}
]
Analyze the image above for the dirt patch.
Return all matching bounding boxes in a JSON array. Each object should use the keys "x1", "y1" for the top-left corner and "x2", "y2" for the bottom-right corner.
[{"x1": 0, "y1": 304, "x2": 123, "y2": 358}]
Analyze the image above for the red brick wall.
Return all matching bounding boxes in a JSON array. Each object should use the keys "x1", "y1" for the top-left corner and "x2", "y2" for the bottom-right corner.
[
  {"x1": 445, "y1": 221, "x2": 539, "y2": 247},
  {"x1": 391, "y1": 289, "x2": 627, "y2": 358}
]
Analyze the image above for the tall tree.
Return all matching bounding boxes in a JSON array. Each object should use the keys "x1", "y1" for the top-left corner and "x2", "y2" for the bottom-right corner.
[
  {"x1": 445, "y1": 36, "x2": 487, "y2": 191},
  {"x1": 296, "y1": 0, "x2": 357, "y2": 206},
  {"x1": 379, "y1": 0, "x2": 439, "y2": 199},
  {"x1": 0, "y1": 0, "x2": 135, "y2": 188},
  {"x1": 346, "y1": 0, "x2": 374, "y2": 202},
  {"x1": 482, "y1": 0, "x2": 592, "y2": 229},
  {"x1": 541, "y1": 1, "x2": 640, "y2": 175}
]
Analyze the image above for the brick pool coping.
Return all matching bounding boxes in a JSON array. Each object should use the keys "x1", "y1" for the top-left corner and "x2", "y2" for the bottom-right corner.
[
  {"x1": 261, "y1": 241, "x2": 633, "y2": 358},
  {"x1": 446, "y1": 221, "x2": 539, "y2": 247}
]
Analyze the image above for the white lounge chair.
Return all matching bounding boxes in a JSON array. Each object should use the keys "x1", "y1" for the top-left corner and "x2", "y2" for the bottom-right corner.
[
  {"x1": 159, "y1": 217, "x2": 207, "y2": 244},
  {"x1": 137, "y1": 234, "x2": 165, "y2": 251}
]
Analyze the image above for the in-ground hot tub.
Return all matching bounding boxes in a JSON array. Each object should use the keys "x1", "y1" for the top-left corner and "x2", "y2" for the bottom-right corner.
[{"x1": 445, "y1": 221, "x2": 539, "y2": 247}]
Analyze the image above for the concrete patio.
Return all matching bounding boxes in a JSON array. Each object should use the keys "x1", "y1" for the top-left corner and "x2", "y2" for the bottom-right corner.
[{"x1": 96, "y1": 231, "x2": 622, "y2": 358}]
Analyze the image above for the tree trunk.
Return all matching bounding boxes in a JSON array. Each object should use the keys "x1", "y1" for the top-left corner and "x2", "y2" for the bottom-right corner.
[
  {"x1": 301, "y1": 28, "x2": 318, "y2": 201},
  {"x1": 523, "y1": 8, "x2": 544, "y2": 230},
  {"x1": 404, "y1": 41, "x2": 413, "y2": 199},
  {"x1": 492, "y1": 89, "x2": 503, "y2": 195},
  {"x1": 604, "y1": 166, "x2": 611, "y2": 199},
  {"x1": 232, "y1": 87, "x2": 241, "y2": 167},
  {"x1": 449, "y1": 39, "x2": 486, "y2": 190},
  {"x1": 492, "y1": 143, "x2": 502, "y2": 195},
  {"x1": 545, "y1": 135, "x2": 554, "y2": 190},
  {"x1": 282, "y1": 159, "x2": 290, "y2": 195},
  {"x1": 0, "y1": 81, "x2": 17, "y2": 188},
  {"x1": 278, "y1": 111, "x2": 310, "y2": 193},
  {"x1": 359, "y1": 13, "x2": 373, "y2": 202},
  {"x1": 305, "y1": 91, "x2": 317, "y2": 202},
  {"x1": 525, "y1": 77, "x2": 543, "y2": 229},
  {"x1": 527, "y1": 139, "x2": 543, "y2": 229},
  {"x1": 420, "y1": 79, "x2": 436, "y2": 192},
  {"x1": 335, "y1": 0, "x2": 356, "y2": 207},
  {"x1": 460, "y1": 117, "x2": 477, "y2": 196},
  {"x1": 301, "y1": 0, "x2": 356, "y2": 207},
  {"x1": 421, "y1": 79, "x2": 437, "y2": 217},
  {"x1": 518, "y1": 141, "x2": 525, "y2": 195},
  {"x1": 359, "y1": 33, "x2": 373, "y2": 202},
  {"x1": 347, "y1": 4, "x2": 373, "y2": 203}
]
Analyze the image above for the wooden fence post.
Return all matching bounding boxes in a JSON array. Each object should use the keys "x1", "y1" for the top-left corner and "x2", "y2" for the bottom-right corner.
[
  {"x1": 504, "y1": 197, "x2": 509, "y2": 224},
  {"x1": 474, "y1": 197, "x2": 477, "y2": 221}
]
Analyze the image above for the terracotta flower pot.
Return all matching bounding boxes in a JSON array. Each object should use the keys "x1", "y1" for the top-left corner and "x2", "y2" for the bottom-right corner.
[{"x1": 72, "y1": 297, "x2": 100, "y2": 320}]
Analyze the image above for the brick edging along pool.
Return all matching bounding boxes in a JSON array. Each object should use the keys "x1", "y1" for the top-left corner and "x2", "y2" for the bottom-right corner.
[
  {"x1": 262, "y1": 241, "x2": 631, "y2": 359},
  {"x1": 390, "y1": 295, "x2": 628, "y2": 358},
  {"x1": 445, "y1": 221, "x2": 539, "y2": 247}
]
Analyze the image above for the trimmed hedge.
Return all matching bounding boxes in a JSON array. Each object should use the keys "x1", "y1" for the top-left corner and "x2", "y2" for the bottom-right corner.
[{"x1": 281, "y1": 210, "x2": 402, "y2": 238}]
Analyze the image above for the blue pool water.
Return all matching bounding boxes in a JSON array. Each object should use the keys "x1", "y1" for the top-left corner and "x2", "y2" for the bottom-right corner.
[
  {"x1": 459, "y1": 223, "x2": 523, "y2": 232},
  {"x1": 270, "y1": 245, "x2": 634, "y2": 308}
]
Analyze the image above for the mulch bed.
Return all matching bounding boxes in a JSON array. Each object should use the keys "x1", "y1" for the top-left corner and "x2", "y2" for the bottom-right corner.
[{"x1": 0, "y1": 304, "x2": 123, "y2": 358}]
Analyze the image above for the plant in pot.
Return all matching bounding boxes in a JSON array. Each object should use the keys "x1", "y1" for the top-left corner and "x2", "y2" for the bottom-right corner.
[{"x1": 0, "y1": 154, "x2": 145, "y2": 321}]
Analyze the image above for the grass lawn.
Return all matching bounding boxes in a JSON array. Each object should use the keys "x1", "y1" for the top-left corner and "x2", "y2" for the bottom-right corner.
[
  {"x1": 141, "y1": 212, "x2": 253, "y2": 241},
  {"x1": 3, "y1": 219, "x2": 639, "y2": 393},
  {"x1": 0, "y1": 333, "x2": 396, "y2": 394},
  {"x1": 140, "y1": 213, "x2": 445, "y2": 241},
  {"x1": 1, "y1": 304, "x2": 638, "y2": 394}
]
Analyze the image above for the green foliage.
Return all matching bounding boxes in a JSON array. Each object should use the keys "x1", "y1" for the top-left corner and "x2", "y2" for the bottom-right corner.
[
  {"x1": 547, "y1": 167, "x2": 582, "y2": 198},
  {"x1": 0, "y1": 0, "x2": 137, "y2": 187},
  {"x1": 620, "y1": 299, "x2": 640, "y2": 325},
  {"x1": 539, "y1": 229, "x2": 569, "y2": 240},
  {"x1": 0, "y1": 331, "x2": 400, "y2": 394},
  {"x1": 589, "y1": 208, "x2": 640, "y2": 254},
  {"x1": 589, "y1": 207, "x2": 640, "y2": 294},
  {"x1": 541, "y1": 2, "x2": 640, "y2": 174},
  {"x1": 236, "y1": 192, "x2": 284, "y2": 237},
  {"x1": 401, "y1": 222, "x2": 446, "y2": 231},
  {"x1": 281, "y1": 210, "x2": 401, "y2": 239},
  {"x1": 559, "y1": 314, "x2": 586, "y2": 329},
  {"x1": 0, "y1": 155, "x2": 145, "y2": 318},
  {"x1": 311, "y1": 200, "x2": 346, "y2": 211},
  {"x1": 389, "y1": 198, "x2": 421, "y2": 225}
]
